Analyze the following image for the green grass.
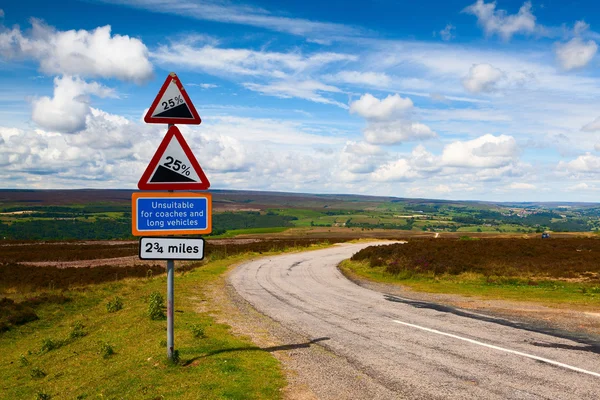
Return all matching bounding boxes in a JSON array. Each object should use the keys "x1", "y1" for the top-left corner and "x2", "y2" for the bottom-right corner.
[
  {"x1": 267, "y1": 209, "x2": 332, "y2": 227},
  {"x1": 340, "y1": 259, "x2": 600, "y2": 308},
  {"x1": 209, "y1": 227, "x2": 290, "y2": 238},
  {"x1": 0, "y1": 254, "x2": 286, "y2": 399}
]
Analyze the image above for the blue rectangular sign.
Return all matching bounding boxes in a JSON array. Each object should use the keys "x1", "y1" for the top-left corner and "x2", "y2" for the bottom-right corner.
[{"x1": 132, "y1": 192, "x2": 212, "y2": 236}]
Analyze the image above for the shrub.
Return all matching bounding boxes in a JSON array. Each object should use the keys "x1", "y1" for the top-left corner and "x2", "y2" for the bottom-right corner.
[
  {"x1": 0, "y1": 297, "x2": 38, "y2": 332},
  {"x1": 69, "y1": 322, "x2": 86, "y2": 339},
  {"x1": 106, "y1": 297, "x2": 123, "y2": 313},
  {"x1": 191, "y1": 324, "x2": 205, "y2": 338},
  {"x1": 30, "y1": 367, "x2": 46, "y2": 379},
  {"x1": 98, "y1": 341, "x2": 114, "y2": 359},
  {"x1": 148, "y1": 292, "x2": 166, "y2": 320},
  {"x1": 36, "y1": 391, "x2": 51, "y2": 400},
  {"x1": 40, "y1": 338, "x2": 63, "y2": 353},
  {"x1": 19, "y1": 354, "x2": 29, "y2": 367}
]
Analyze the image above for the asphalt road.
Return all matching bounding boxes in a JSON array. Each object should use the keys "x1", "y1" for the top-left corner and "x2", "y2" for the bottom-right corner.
[{"x1": 229, "y1": 242, "x2": 600, "y2": 399}]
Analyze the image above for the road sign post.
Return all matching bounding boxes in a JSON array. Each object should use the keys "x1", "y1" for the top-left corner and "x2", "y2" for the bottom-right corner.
[{"x1": 135, "y1": 77, "x2": 209, "y2": 361}]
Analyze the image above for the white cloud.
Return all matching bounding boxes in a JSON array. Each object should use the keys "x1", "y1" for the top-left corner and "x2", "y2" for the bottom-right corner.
[
  {"x1": 363, "y1": 121, "x2": 436, "y2": 145},
  {"x1": 368, "y1": 145, "x2": 440, "y2": 183},
  {"x1": 349, "y1": 93, "x2": 413, "y2": 120},
  {"x1": 337, "y1": 141, "x2": 385, "y2": 176},
  {"x1": 349, "y1": 93, "x2": 435, "y2": 144},
  {"x1": 566, "y1": 182, "x2": 591, "y2": 191},
  {"x1": 372, "y1": 159, "x2": 419, "y2": 182},
  {"x1": 596, "y1": 144, "x2": 600, "y2": 152},
  {"x1": 462, "y1": 63, "x2": 505, "y2": 93},
  {"x1": 508, "y1": 182, "x2": 536, "y2": 190},
  {"x1": 581, "y1": 116, "x2": 600, "y2": 132},
  {"x1": 574, "y1": 20, "x2": 590, "y2": 36},
  {"x1": 31, "y1": 76, "x2": 117, "y2": 133},
  {"x1": 152, "y1": 43, "x2": 356, "y2": 78},
  {"x1": 195, "y1": 134, "x2": 250, "y2": 172},
  {"x1": 558, "y1": 153, "x2": 600, "y2": 173},
  {"x1": 244, "y1": 80, "x2": 347, "y2": 108},
  {"x1": 463, "y1": 0, "x2": 536, "y2": 40},
  {"x1": 0, "y1": 20, "x2": 152, "y2": 82},
  {"x1": 343, "y1": 141, "x2": 383, "y2": 156},
  {"x1": 440, "y1": 24, "x2": 456, "y2": 41},
  {"x1": 441, "y1": 134, "x2": 519, "y2": 168},
  {"x1": 434, "y1": 184, "x2": 451, "y2": 193},
  {"x1": 329, "y1": 71, "x2": 391, "y2": 87},
  {"x1": 100, "y1": 0, "x2": 361, "y2": 39},
  {"x1": 555, "y1": 37, "x2": 597, "y2": 71}
]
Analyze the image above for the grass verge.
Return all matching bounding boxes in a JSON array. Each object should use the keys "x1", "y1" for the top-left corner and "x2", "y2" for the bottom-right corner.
[
  {"x1": 340, "y1": 259, "x2": 600, "y2": 309},
  {"x1": 0, "y1": 253, "x2": 287, "y2": 399}
]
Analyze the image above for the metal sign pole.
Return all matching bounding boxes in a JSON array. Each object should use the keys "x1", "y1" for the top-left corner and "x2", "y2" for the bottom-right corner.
[
  {"x1": 167, "y1": 123, "x2": 175, "y2": 361},
  {"x1": 167, "y1": 258, "x2": 174, "y2": 359}
]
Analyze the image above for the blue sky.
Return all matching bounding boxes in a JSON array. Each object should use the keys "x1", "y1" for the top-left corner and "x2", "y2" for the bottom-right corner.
[{"x1": 1, "y1": 0, "x2": 600, "y2": 201}]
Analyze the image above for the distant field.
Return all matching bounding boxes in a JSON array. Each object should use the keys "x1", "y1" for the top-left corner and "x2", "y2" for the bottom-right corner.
[{"x1": 0, "y1": 189, "x2": 598, "y2": 241}]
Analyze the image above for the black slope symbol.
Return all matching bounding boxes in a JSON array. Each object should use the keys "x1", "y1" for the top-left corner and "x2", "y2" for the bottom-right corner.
[
  {"x1": 155, "y1": 103, "x2": 194, "y2": 119},
  {"x1": 150, "y1": 165, "x2": 196, "y2": 183}
]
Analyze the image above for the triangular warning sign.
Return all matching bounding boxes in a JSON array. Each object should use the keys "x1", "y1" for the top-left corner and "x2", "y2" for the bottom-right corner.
[
  {"x1": 144, "y1": 72, "x2": 201, "y2": 125},
  {"x1": 138, "y1": 126, "x2": 210, "y2": 190}
]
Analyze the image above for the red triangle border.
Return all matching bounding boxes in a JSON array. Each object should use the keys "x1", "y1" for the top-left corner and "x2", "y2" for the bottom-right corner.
[
  {"x1": 138, "y1": 126, "x2": 210, "y2": 190},
  {"x1": 144, "y1": 73, "x2": 201, "y2": 125}
]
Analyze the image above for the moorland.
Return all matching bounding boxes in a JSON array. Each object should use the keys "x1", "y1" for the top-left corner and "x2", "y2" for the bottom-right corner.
[{"x1": 1, "y1": 189, "x2": 600, "y2": 398}]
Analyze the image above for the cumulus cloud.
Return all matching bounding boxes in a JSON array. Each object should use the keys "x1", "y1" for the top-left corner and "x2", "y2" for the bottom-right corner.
[
  {"x1": 336, "y1": 141, "x2": 385, "y2": 177},
  {"x1": 31, "y1": 75, "x2": 117, "y2": 133},
  {"x1": 440, "y1": 24, "x2": 456, "y2": 41},
  {"x1": 343, "y1": 141, "x2": 384, "y2": 156},
  {"x1": 555, "y1": 37, "x2": 597, "y2": 71},
  {"x1": 363, "y1": 121, "x2": 436, "y2": 145},
  {"x1": 463, "y1": 0, "x2": 536, "y2": 40},
  {"x1": 0, "y1": 20, "x2": 152, "y2": 82},
  {"x1": 462, "y1": 63, "x2": 505, "y2": 93},
  {"x1": 370, "y1": 145, "x2": 439, "y2": 182},
  {"x1": 441, "y1": 134, "x2": 519, "y2": 168},
  {"x1": 195, "y1": 134, "x2": 250, "y2": 172},
  {"x1": 350, "y1": 94, "x2": 413, "y2": 120},
  {"x1": 558, "y1": 153, "x2": 600, "y2": 173},
  {"x1": 0, "y1": 107, "x2": 260, "y2": 188},
  {"x1": 372, "y1": 159, "x2": 419, "y2": 182},
  {"x1": 349, "y1": 93, "x2": 435, "y2": 144}
]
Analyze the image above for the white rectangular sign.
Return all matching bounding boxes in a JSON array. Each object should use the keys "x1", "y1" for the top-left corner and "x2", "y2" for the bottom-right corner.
[{"x1": 140, "y1": 237, "x2": 205, "y2": 260}]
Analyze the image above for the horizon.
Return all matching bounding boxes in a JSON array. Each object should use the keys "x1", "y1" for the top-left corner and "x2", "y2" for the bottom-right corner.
[
  {"x1": 1, "y1": 187, "x2": 598, "y2": 206},
  {"x1": 1, "y1": 1, "x2": 600, "y2": 202}
]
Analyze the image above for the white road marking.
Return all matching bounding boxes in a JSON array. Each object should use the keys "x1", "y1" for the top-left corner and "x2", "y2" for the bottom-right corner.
[{"x1": 392, "y1": 319, "x2": 600, "y2": 378}]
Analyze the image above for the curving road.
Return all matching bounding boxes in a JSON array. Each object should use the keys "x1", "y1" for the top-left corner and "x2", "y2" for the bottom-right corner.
[{"x1": 229, "y1": 242, "x2": 600, "y2": 399}]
